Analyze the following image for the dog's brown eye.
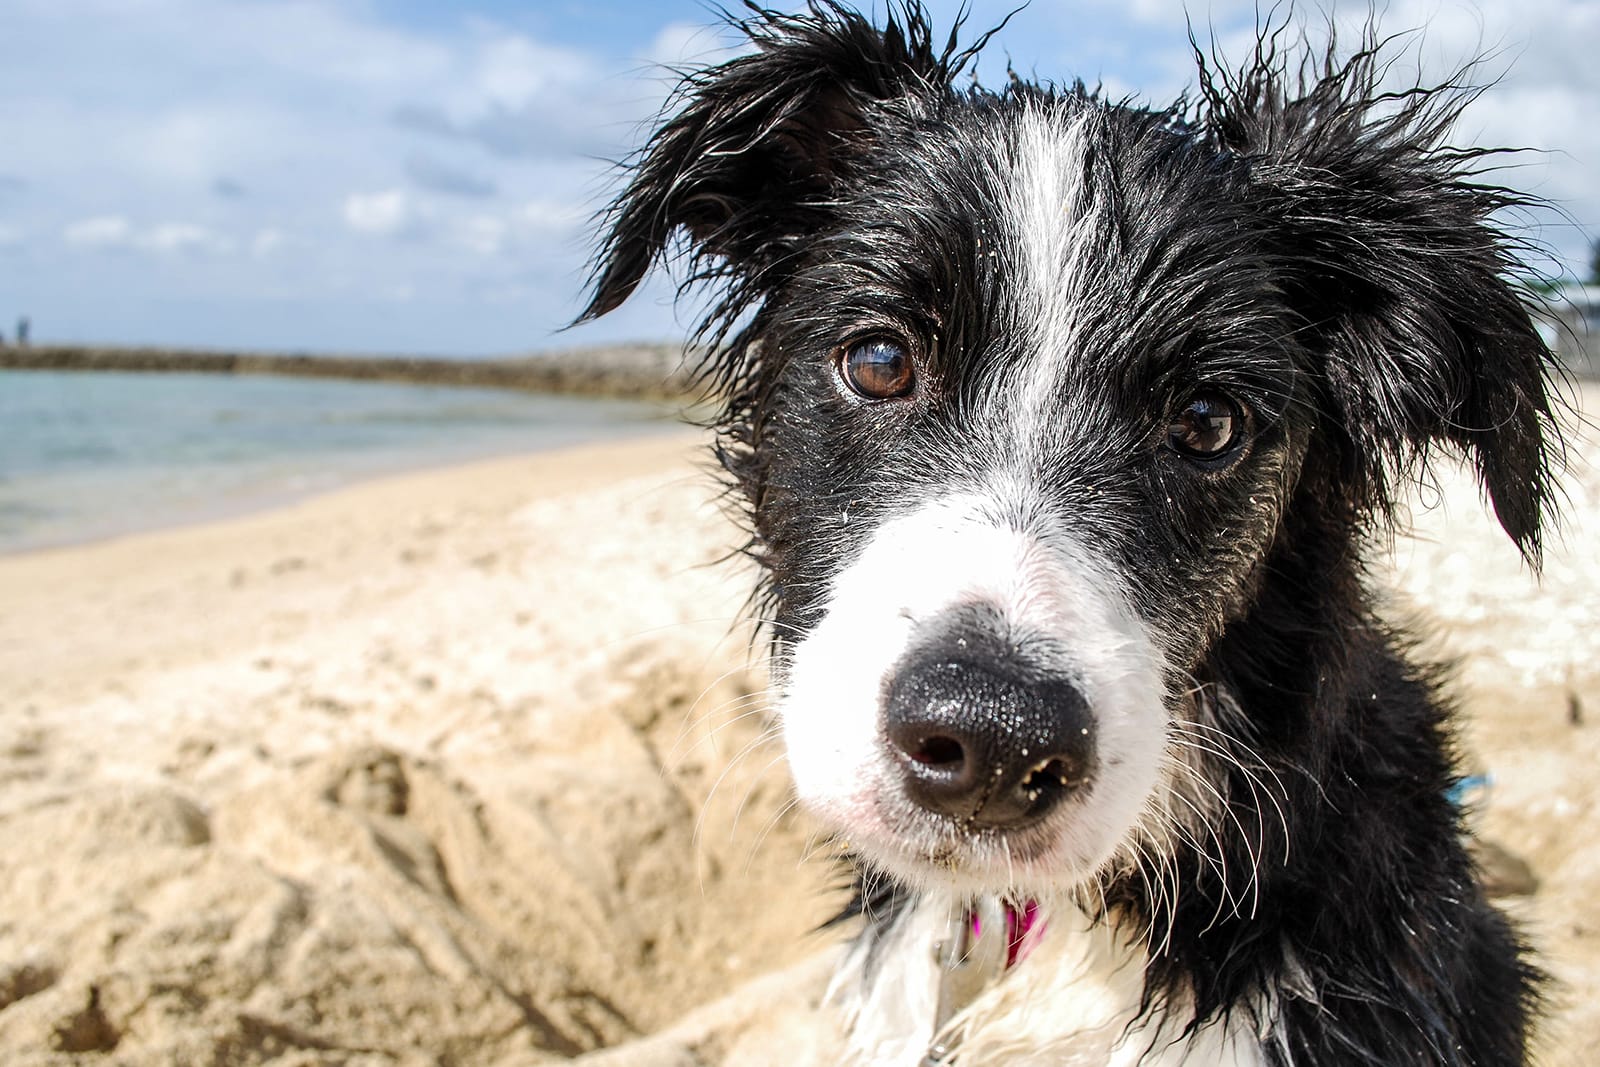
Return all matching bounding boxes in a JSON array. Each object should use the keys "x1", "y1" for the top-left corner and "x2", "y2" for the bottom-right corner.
[
  {"x1": 840, "y1": 337, "x2": 915, "y2": 400},
  {"x1": 1168, "y1": 392, "x2": 1243, "y2": 460}
]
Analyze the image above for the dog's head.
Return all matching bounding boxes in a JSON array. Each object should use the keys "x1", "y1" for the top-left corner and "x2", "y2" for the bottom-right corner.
[{"x1": 580, "y1": 3, "x2": 1557, "y2": 898}]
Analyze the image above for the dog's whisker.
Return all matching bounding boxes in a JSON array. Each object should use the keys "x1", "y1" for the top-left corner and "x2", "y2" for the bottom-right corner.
[
  {"x1": 1155, "y1": 755, "x2": 1251, "y2": 933},
  {"x1": 666, "y1": 673, "x2": 780, "y2": 762},
  {"x1": 1167, "y1": 724, "x2": 1293, "y2": 870},
  {"x1": 741, "y1": 781, "x2": 805, "y2": 877},
  {"x1": 665, "y1": 701, "x2": 778, "y2": 774},
  {"x1": 796, "y1": 824, "x2": 838, "y2": 871},
  {"x1": 664, "y1": 689, "x2": 780, "y2": 764},
  {"x1": 1163, "y1": 735, "x2": 1272, "y2": 911},
  {"x1": 692, "y1": 724, "x2": 785, "y2": 859},
  {"x1": 1150, "y1": 760, "x2": 1234, "y2": 894}
]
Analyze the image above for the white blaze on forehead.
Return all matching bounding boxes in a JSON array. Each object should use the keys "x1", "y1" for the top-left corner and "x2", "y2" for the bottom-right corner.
[{"x1": 997, "y1": 105, "x2": 1099, "y2": 460}]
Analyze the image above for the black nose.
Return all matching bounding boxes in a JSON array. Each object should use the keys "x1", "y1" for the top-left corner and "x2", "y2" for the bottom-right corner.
[{"x1": 884, "y1": 657, "x2": 1095, "y2": 829}]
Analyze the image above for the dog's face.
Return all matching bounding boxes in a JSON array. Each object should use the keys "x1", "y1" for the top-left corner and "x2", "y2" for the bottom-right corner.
[
  {"x1": 581, "y1": 7, "x2": 1554, "y2": 899},
  {"x1": 757, "y1": 100, "x2": 1310, "y2": 893}
]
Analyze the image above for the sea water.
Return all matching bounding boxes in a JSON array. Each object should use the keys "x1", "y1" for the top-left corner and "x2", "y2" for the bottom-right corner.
[{"x1": 0, "y1": 369, "x2": 676, "y2": 553}]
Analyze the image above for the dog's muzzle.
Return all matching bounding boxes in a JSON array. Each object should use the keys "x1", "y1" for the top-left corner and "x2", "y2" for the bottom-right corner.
[{"x1": 884, "y1": 634, "x2": 1096, "y2": 830}]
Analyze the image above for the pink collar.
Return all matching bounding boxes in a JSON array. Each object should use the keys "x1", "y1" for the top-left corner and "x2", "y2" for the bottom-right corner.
[
  {"x1": 925, "y1": 899, "x2": 1047, "y2": 1063},
  {"x1": 971, "y1": 898, "x2": 1044, "y2": 968}
]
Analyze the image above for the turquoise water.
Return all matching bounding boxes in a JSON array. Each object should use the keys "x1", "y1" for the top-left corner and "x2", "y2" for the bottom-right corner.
[{"x1": 0, "y1": 370, "x2": 675, "y2": 553}]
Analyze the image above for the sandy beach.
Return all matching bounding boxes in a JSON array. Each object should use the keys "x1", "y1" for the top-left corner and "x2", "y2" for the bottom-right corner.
[{"x1": 2, "y1": 399, "x2": 1597, "y2": 1064}]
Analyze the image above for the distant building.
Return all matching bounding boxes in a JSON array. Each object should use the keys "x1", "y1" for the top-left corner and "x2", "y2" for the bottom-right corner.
[{"x1": 1532, "y1": 286, "x2": 1599, "y2": 379}]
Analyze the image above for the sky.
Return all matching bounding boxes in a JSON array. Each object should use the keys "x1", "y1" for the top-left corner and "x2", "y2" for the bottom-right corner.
[{"x1": 0, "y1": 0, "x2": 1594, "y2": 356}]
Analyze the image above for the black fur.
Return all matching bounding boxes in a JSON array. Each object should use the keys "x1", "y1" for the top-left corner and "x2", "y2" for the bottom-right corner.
[{"x1": 580, "y1": 4, "x2": 1554, "y2": 1063}]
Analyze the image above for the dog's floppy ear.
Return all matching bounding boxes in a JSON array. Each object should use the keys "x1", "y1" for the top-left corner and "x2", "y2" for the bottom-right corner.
[
  {"x1": 577, "y1": 2, "x2": 971, "y2": 326},
  {"x1": 1203, "y1": 36, "x2": 1560, "y2": 563}
]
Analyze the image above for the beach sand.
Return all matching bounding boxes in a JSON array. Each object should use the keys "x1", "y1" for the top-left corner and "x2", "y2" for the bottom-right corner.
[{"x1": 2, "y1": 399, "x2": 1597, "y2": 1064}]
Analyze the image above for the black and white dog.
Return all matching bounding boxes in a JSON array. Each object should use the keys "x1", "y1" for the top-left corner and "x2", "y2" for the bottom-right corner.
[{"x1": 580, "y1": 4, "x2": 1554, "y2": 1063}]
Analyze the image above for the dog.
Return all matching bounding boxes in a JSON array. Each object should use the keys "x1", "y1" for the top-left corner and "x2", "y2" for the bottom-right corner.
[{"x1": 578, "y1": 4, "x2": 1555, "y2": 1063}]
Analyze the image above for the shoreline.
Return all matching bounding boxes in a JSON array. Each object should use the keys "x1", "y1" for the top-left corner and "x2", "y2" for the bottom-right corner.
[
  {"x1": 0, "y1": 341, "x2": 702, "y2": 401},
  {"x1": 0, "y1": 424, "x2": 701, "y2": 565},
  {"x1": 1, "y1": 369, "x2": 695, "y2": 556}
]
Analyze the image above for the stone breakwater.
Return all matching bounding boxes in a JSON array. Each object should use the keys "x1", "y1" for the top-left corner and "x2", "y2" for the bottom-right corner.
[{"x1": 0, "y1": 343, "x2": 701, "y2": 401}]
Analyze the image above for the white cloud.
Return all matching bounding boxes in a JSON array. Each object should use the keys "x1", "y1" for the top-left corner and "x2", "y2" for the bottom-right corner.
[
  {"x1": 62, "y1": 216, "x2": 234, "y2": 255},
  {"x1": 455, "y1": 215, "x2": 507, "y2": 256},
  {"x1": 470, "y1": 35, "x2": 589, "y2": 111},
  {"x1": 63, "y1": 215, "x2": 131, "y2": 247},
  {"x1": 250, "y1": 227, "x2": 285, "y2": 258},
  {"x1": 343, "y1": 189, "x2": 422, "y2": 237},
  {"x1": 646, "y1": 20, "x2": 740, "y2": 68},
  {"x1": 512, "y1": 199, "x2": 584, "y2": 233},
  {"x1": 451, "y1": 198, "x2": 586, "y2": 256},
  {"x1": 61, "y1": 214, "x2": 233, "y2": 254},
  {"x1": 139, "y1": 222, "x2": 231, "y2": 254}
]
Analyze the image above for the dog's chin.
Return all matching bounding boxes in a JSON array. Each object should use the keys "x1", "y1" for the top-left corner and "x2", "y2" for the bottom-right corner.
[{"x1": 819, "y1": 789, "x2": 1124, "y2": 898}]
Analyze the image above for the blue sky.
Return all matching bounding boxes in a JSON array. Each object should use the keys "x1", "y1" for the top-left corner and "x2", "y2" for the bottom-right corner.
[{"x1": 1, "y1": 0, "x2": 1594, "y2": 355}]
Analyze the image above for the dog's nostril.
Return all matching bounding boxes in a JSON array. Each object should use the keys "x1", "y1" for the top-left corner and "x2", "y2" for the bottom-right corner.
[
  {"x1": 1021, "y1": 756, "x2": 1080, "y2": 802},
  {"x1": 911, "y1": 735, "x2": 966, "y2": 767},
  {"x1": 1029, "y1": 756, "x2": 1079, "y2": 787}
]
